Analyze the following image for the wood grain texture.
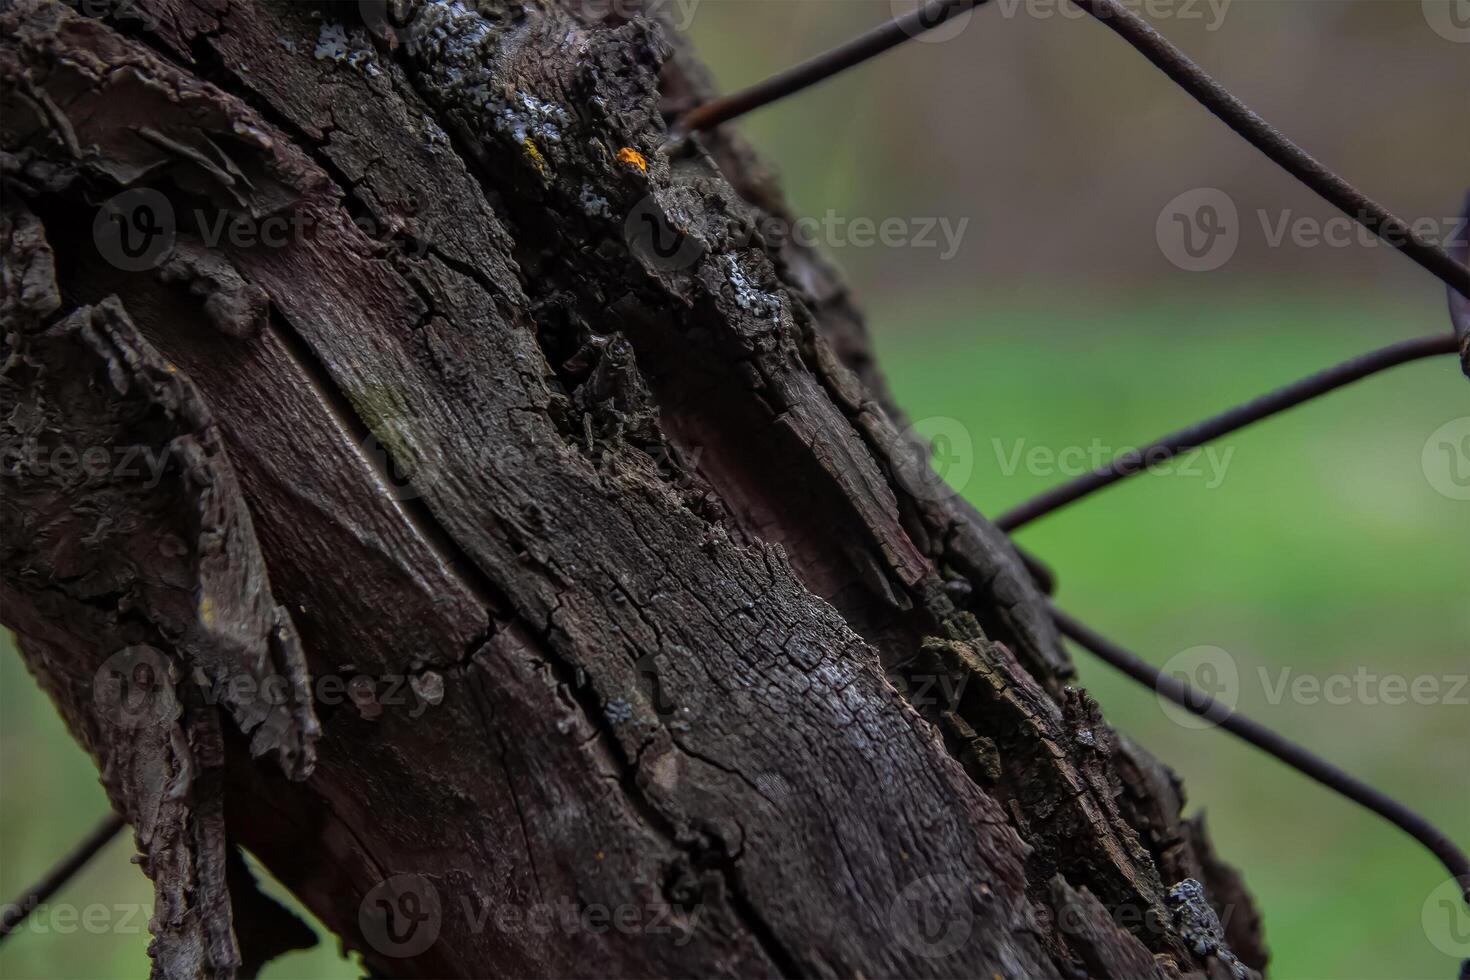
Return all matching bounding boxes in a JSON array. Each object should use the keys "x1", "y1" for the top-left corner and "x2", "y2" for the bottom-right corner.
[{"x1": 1, "y1": 1, "x2": 1265, "y2": 976}]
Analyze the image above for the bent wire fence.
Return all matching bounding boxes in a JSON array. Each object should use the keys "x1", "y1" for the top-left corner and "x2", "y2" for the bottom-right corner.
[{"x1": 3, "y1": 0, "x2": 1467, "y2": 964}]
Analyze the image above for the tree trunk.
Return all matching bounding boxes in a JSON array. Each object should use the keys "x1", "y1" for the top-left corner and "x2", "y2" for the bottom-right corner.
[{"x1": 1, "y1": 1, "x2": 1269, "y2": 976}]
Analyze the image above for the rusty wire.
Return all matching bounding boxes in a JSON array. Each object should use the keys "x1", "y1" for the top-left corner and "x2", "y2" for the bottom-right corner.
[
  {"x1": 668, "y1": 0, "x2": 985, "y2": 141},
  {"x1": 1052, "y1": 606, "x2": 1470, "y2": 899},
  {"x1": 1068, "y1": 0, "x2": 1469, "y2": 299},
  {"x1": 995, "y1": 332, "x2": 1460, "y2": 532},
  {"x1": 671, "y1": 0, "x2": 1469, "y2": 300},
  {"x1": 0, "y1": 813, "x2": 126, "y2": 943}
]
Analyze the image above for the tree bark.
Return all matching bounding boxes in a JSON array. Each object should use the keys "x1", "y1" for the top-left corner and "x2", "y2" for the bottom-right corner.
[{"x1": 1, "y1": 0, "x2": 1268, "y2": 976}]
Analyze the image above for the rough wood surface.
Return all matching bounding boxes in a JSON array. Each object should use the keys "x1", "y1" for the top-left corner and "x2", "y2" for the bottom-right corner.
[{"x1": 1, "y1": 1, "x2": 1267, "y2": 976}]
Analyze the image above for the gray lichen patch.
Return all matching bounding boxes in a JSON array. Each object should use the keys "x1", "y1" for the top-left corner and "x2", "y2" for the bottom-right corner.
[
  {"x1": 578, "y1": 183, "x2": 612, "y2": 218},
  {"x1": 721, "y1": 253, "x2": 782, "y2": 317},
  {"x1": 604, "y1": 696, "x2": 634, "y2": 725},
  {"x1": 313, "y1": 22, "x2": 350, "y2": 61},
  {"x1": 503, "y1": 91, "x2": 572, "y2": 145},
  {"x1": 419, "y1": 0, "x2": 498, "y2": 51},
  {"x1": 1168, "y1": 878, "x2": 1250, "y2": 979},
  {"x1": 314, "y1": 21, "x2": 382, "y2": 76}
]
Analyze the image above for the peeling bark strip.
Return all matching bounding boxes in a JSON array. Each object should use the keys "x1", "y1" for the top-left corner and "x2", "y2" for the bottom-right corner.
[
  {"x1": 0, "y1": 203, "x2": 318, "y2": 976},
  {"x1": 1, "y1": 1, "x2": 1266, "y2": 977}
]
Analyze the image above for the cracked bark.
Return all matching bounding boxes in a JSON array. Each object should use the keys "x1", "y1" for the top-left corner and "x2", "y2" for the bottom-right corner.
[{"x1": 1, "y1": 1, "x2": 1268, "y2": 977}]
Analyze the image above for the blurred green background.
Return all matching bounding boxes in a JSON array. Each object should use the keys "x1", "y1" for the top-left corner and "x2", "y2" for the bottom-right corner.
[{"x1": 3, "y1": 1, "x2": 1466, "y2": 977}]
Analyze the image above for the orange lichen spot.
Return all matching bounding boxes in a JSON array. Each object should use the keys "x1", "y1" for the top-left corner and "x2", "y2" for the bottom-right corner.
[
  {"x1": 616, "y1": 146, "x2": 647, "y2": 173},
  {"x1": 522, "y1": 137, "x2": 548, "y2": 175},
  {"x1": 595, "y1": 851, "x2": 605, "y2": 861}
]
